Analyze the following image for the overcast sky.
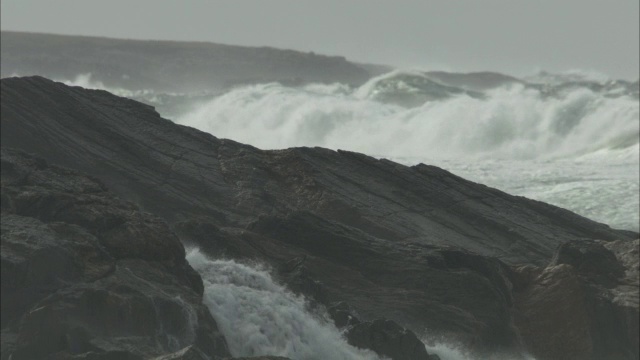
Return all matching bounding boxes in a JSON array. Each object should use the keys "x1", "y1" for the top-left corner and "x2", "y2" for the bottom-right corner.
[{"x1": 2, "y1": 0, "x2": 638, "y2": 80}]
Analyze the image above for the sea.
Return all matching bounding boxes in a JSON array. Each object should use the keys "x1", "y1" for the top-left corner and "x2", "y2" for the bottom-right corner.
[
  {"x1": 53, "y1": 69, "x2": 638, "y2": 359},
  {"x1": 61, "y1": 69, "x2": 640, "y2": 233}
]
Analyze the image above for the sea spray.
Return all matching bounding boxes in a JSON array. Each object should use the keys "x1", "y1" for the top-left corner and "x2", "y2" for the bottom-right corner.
[
  {"x1": 423, "y1": 342, "x2": 537, "y2": 360},
  {"x1": 185, "y1": 248, "x2": 538, "y2": 360},
  {"x1": 177, "y1": 75, "x2": 638, "y2": 160},
  {"x1": 46, "y1": 71, "x2": 639, "y2": 230},
  {"x1": 176, "y1": 75, "x2": 639, "y2": 231},
  {"x1": 185, "y1": 249, "x2": 381, "y2": 360},
  {"x1": 55, "y1": 73, "x2": 218, "y2": 118}
]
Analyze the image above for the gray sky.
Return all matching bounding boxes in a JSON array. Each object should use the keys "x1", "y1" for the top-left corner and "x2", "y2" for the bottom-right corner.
[{"x1": 2, "y1": 0, "x2": 638, "y2": 80}]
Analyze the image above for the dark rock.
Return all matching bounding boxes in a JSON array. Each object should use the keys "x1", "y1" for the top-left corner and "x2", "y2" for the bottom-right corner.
[
  {"x1": 278, "y1": 258, "x2": 328, "y2": 307},
  {"x1": 49, "y1": 350, "x2": 143, "y2": 360},
  {"x1": 513, "y1": 239, "x2": 639, "y2": 360},
  {"x1": 0, "y1": 149, "x2": 230, "y2": 360},
  {"x1": 513, "y1": 263, "x2": 593, "y2": 360},
  {"x1": 595, "y1": 239, "x2": 639, "y2": 360},
  {"x1": 173, "y1": 219, "x2": 264, "y2": 261},
  {"x1": 551, "y1": 240, "x2": 625, "y2": 287},
  {"x1": 225, "y1": 357, "x2": 292, "y2": 360},
  {"x1": 603, "y1": 239, "x2": 640, "y2": 279},
  {"x1": 1, "y1": 76, "x2": 637, "y2": 358},
  {"x1": 243, "y1": 212, "x2": 519, "y2": 351},
  {"x1": 152, "y1": 345, "x2": 209, "y2": 360},
  {"x1": 327, "y1": 301, "x2": 361, "y2": 328},
  {"x1": 345, "y1": 319, "x2": 431, "y2": 360},
  {"x1": 1, "y1": 77, "x2": 633, "y2": 266}
]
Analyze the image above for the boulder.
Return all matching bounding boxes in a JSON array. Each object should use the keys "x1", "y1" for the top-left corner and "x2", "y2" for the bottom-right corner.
[
  {"x1": 345, "y1": 319, "x2": 435, "y2": 360},
  {"x1": 0, "y1": 148, "x2": 230, "y2": 360},
  {"x1": 551, "y1": 239, "x2": 625, "y2": 287},
  {"x1": 513, "y1": 239, "x2": 639, "y2": 360}
]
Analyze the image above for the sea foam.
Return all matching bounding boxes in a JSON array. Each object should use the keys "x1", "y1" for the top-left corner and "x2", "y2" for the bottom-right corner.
[
  {"x1": 175, "y1": 73, "x2": 639, "y2": 231},
  {"x1": 186, "y1": 249, "x2": 381, "y2": 360}
]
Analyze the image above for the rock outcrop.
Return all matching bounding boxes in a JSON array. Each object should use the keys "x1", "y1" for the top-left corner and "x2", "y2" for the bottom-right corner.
[
  {"x1": 1, "y1": 76, "x2": 638, "y2": 359},
  {"x1": 512, "y1": 239, "x2": 639, "y2": 360},
  {"x1": 1, "y1": 148, "x2": 231, "y2": 360},
  {"x1": 345, "y1": 319, "x2": 437, "y2": 360},
  {"x1": 2, "y1": 77, "x2": 633, "y2": 264}
]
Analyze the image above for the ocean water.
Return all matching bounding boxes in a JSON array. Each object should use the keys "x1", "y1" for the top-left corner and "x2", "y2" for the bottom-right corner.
[
  {"x1": 186, "y1": 248, "x2": 536, "y2": 360},
  {"x1": 175, "y1": 70, "x2": 639, "y2": 232},
  {"x1": 47, "y1": 71, "x2": 636, "y2": 359},
  {"x1": 57, "y1": 71, "x2": 640, "y2": 232}
]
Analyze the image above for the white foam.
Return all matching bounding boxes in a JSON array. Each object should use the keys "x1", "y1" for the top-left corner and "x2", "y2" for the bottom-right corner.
[
  {"x1": 185, "y1": 249, "x2": 381, "y2": 360},
  {"x1": 175, "y1": 76, "x2": 639, "y2": 231},
  {"x1": 177, "y1": 78, "x2": 638, "y2": 161},
  {"x1": 44, "y1": 71, "x2": 639, "y2": 231},
  {"x1": 424, "y1": 342, "x2": 471, "y2": 360},
  {"x1": 423, "y1": 339, "x2": 537, "y2": 360},
  {"x1": 353, "y1": 69, "x2": 428, "y2": 100}
]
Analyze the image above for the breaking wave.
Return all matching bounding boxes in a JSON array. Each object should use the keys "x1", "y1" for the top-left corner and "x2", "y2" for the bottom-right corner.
[
  {"x1": 175, "y1": 71, "x2": 638, "y2": 231},
  {"x1": 177, "y1": 72, "x2": 638, "y2": 161},
  {"x1": 33, "y1": 71, "x2": 639, "y2": 230},
  {"x1": 53, "y1": 73, "x2": 219, "y2": 118}
]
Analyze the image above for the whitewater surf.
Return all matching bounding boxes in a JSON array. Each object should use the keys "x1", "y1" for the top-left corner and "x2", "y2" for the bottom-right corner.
[
  {"x1": 55, "y1": 70, "x2": 640, "y2": 231},
  {"x1": 177, "y1": 70, "x2": 639, "y2": 231}
]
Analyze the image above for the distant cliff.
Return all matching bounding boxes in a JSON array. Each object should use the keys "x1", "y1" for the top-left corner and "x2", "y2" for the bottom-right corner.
[{"x1": 0, "y1": 31, "x2": 373, "y2": 92}]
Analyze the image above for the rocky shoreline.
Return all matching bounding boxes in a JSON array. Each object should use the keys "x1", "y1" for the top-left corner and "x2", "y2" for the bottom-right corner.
[{"x1": 1, "y1": 76, "x2": 638, "y2": 359}]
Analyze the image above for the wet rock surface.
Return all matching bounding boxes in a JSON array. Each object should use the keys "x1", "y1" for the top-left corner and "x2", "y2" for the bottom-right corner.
[
  {"x1": 1, "y1": 77, "x2": 638, "y2": 359},
  {"x1": 1, "y1": 148, "x2": 230, "y2": 360},
  {"x1": 345, "y1": 319, "x2": 434, "y2": 360},
  {"x1": 513, "y1": 239, "x2": 639, "y2": 360}
]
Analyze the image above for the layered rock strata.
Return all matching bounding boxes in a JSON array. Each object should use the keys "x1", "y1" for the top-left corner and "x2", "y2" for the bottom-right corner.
[{"x1": 1, "y1": 76, "x2": 637, "y2": 359}]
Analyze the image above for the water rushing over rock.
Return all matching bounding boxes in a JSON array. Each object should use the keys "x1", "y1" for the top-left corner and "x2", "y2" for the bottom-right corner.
[
  {"x1": 0, "y1": 148, "x2": 231, "y2": 360},
  {"x1": 186, "y1": 249, "x2": 381, "y2": 360}
]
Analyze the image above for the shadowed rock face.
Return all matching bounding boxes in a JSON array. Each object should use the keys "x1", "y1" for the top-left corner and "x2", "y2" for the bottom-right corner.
[
  {"x1": 1, "y1": 77, "x2": 632, "y2": 264},
  {"x1": 1, "y1": 76, "x2": 638, "y2": 358},
  {"x1": 1, "y1": 148, "x2": 231, "y2": 360},
  {"x1": 345, "y1": 319, "x2": 435, "y2": 360},
  {"x1": 512, "y1": 239, "x2": 639, "y2": 360}
]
